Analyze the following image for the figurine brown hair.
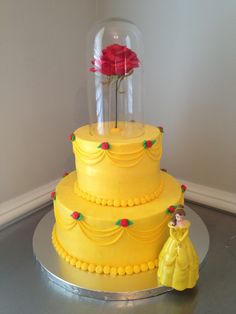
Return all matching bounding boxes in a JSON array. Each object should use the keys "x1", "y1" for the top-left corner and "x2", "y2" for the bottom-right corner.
[{"x1": 172, "y1": 208, "x2": 186, "y2": 226}]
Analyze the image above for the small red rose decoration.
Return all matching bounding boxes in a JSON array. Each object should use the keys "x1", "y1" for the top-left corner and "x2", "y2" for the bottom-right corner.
[
  {"x1": 101, "y1": 142, "x2": 109, "y2": 150},
  {"x1": 169, "y1": 206, "x2": 176, "y2": 213},
  {"x1": 120, "y1": 219, "x2": 129, "y2": 227},
  {"x1": 63, "y1": 172, "x2": 69, "y2": 177},
  {"x1": 69, "y1": 133, "x2": 75, "y2": 142},
  {"x1": 165, "y1": 205, "x2": 177, "y2": 214},
  {"x1": 181, "y1": 184, "x2": 187, "y2": 193},
  {"x1": 90, "y1": 44, "x2": 140, "y2": 76},
  {"x1": 143, "y1": 140, "x2": 156, "y2": 149},
  {"x1": 146, "y1": 140, "x2": 153, "y2": 148},
  {"x1": 115, "y1": 218, "x2": 133, "y2": 227},
  {"x1": 71, "y1": 211, "x2": 83, "y2": 221},
  {"x1": 98, "y1": 142, "x2": 111, "y2": 150},
  {"x1": 51, "y1": 191, "x2": 56, "y2": 200}
]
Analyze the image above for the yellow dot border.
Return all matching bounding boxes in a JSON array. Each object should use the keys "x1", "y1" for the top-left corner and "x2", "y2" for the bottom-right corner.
[
  {"x1": 52, "y1": 226, "x2": 158, "y2": 276},
  {"x1": 74, "y1": 179, "x2": 164, "y2": 208}
]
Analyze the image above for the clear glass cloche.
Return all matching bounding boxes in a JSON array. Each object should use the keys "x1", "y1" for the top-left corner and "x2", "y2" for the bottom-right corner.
[{"x1": 87, "y1": 18, "x2": 144, "y2": 138}]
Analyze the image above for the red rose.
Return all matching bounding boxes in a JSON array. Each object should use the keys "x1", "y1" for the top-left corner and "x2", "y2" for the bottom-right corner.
[
  {"x1": 50, "y1": 191, "x2": 56, "y2": 200},
  {"x1": 69, "y1": 133, "x2": 75, "y2": 142},
  {"x1": 90, "y1": 44, "x2": 140, "y2": 76},
  {"x1": 169, "y1": 206, "x2": 175, "y2": 213},
  {"x1": 101, "y1": 142, "x2": 109, "y2": 150},
  {"x1": 144, "y1": 140, "x2": 156, "y2": 149},
  {"x1": 71, "y1": 211, "x2": 80, "y2": 220},
  {"x1": 120, "y1": 219, "x2": 129, "y2": 227},
  {"x1": 181, "y1": 184, "x2": 187, "y2": 192},
  {"x1": 146, "y1": 140, "x2": 153, "y2": 148}
]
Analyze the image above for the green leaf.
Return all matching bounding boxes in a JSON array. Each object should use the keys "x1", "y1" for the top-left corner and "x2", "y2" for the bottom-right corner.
[
  {"x1": 115, "y1": 219, "x2": 121, "y2": 226},
  {"x1": 78, "y1": 213, "x2": 83, "y2": 221}
]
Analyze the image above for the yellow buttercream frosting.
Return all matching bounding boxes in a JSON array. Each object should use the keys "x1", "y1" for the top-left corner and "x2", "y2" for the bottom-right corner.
[
  {"x1": 52, "y1": 170, "x2": 183, "y2": 274},
  {"x1": 72, "y1": 123, "x2": 162, "y2": 203},
  {"x1": 52, "y1": 123, "x2": 186, "y2": 276}
]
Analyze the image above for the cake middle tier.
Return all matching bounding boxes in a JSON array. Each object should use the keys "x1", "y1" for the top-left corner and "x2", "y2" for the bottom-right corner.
[
  {"x1": 52, "y1": 170, "x2": 184, "y2": 276},
  {"x1": 72, "y1": 124, "x2": 163, "y2": 206}
]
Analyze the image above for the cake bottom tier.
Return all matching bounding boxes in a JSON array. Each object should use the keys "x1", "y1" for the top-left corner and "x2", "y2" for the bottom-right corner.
[{"x1": 52, "y1": 171, "x2": 184, "y2": 276}]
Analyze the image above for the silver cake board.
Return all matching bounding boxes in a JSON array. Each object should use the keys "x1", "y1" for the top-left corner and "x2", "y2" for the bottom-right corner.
[{"x1": 32, "y1": 206, "x2": 209, "y2": 301}]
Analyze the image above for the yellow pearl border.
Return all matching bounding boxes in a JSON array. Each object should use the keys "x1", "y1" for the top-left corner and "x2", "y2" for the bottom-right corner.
[
  {"x1": 52, "y1": 226, "x2": 158, "y2": 276},
  {"x1": 74, "y1": 179, "x2": 164, "y2": 208}
]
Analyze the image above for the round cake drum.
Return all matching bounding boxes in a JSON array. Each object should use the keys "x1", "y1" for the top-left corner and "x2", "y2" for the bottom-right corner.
[{"x1": 33, "y1": 206, "x2": 209, "y2": 301}]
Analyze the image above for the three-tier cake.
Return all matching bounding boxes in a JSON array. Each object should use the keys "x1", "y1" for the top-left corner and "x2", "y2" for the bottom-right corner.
[{"x1": 51, "y1": 18, "x2": 186, "y2": 277}]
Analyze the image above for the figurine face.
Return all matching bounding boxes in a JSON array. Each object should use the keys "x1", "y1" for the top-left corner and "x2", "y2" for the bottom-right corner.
[{"x1": 176, "y1": 214, "x2": 183, "y2": 222}]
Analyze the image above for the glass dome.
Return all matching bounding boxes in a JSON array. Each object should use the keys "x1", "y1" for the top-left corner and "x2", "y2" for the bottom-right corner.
[{"x1": 87, "y1": 18, "x2": 144, "y2": 138}]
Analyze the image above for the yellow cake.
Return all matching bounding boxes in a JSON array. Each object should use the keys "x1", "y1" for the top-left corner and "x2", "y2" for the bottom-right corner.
[{"x1": 52, "y1": 123, "x2": 185, "y2": 276}]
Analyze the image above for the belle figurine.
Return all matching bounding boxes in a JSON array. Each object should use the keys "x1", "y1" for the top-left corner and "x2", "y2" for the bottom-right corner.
[{"x1": 157, "y1": 208, "x2": 199, "y2": 291}]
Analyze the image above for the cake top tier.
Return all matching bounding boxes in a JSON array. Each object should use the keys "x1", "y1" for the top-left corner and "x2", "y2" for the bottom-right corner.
[{"x1": 71, "y1": 123, "x2": 164, "y2": 207}]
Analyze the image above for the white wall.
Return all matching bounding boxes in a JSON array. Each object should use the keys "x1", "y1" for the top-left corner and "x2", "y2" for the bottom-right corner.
[
  {"x1": 0, "y1": 0, "x2": 236, "y2": 222},
  {"x1": 0, "y1": 0, "x2": 95, "y2": 204},
  {"x1": 97, "y1": 0, "x2": 236, "y2": 194}
]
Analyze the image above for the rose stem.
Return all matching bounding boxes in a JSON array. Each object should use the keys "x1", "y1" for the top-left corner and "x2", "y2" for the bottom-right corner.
[{"x1": 115, "y1": 79, "x2": 118, "y2": 128}]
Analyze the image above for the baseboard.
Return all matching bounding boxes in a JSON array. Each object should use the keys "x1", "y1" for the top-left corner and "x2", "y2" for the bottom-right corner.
[
  {"x1": 0, "y1": 178, "x2": 60, "y2": 230},
  {"x1": 0, "y1": 177, "x2": 235, "y2": 230},
  {"x1": 179, "y1": 178, "x2": 236, "y2": 215}
]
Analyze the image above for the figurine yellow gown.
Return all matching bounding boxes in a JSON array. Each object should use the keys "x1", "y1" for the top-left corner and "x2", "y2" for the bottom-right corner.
[{"x1": 157, "y1": 221, "x2": 199, "y2": 291}]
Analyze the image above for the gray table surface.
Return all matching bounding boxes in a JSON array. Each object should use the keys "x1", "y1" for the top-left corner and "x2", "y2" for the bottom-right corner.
[{"x1": 0, "y1": 202, "x2": 236, "y2": 314}]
